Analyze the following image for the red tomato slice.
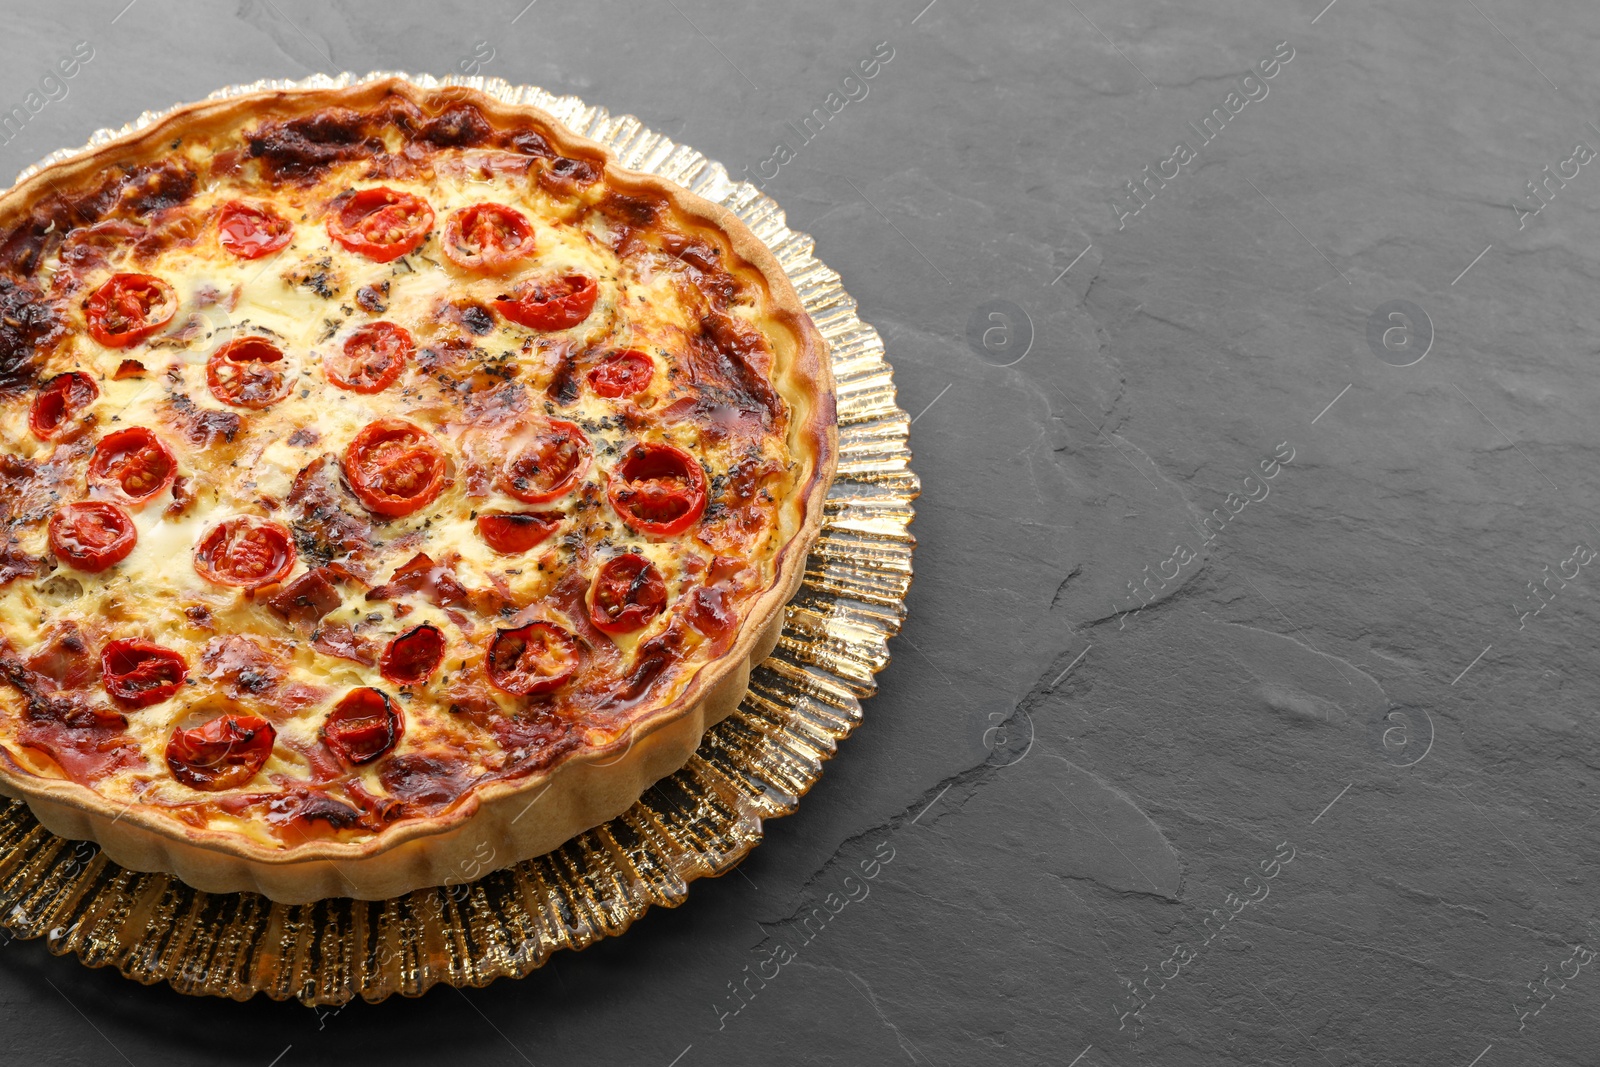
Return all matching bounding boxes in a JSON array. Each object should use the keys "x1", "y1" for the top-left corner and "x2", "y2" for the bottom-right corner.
[
  {"x1": 86, "y1": 273, "x2": 176, "y2": 348},
  {"x1": 217, "y1": 200, "x2": 293, "y2": 259},
  {"x1": 443, "y1": 203, "x2": 536, "y2": 272},
  {"x1": 326, "y1": 322, "x2": 413, "y2": 393},
  {"x1": 497, "y1": 420, "x2": 589, "y2": 504},
  {"x1": 193, "y1": 517, "x2": 296, "y2": 588},
  {"x1": 207, "y1": 337, "x2": 291, "y2": 409},
  {"x1": 588, "y1": 553, "x2": 667, "y2": 634},
  {"x1": 587, "y1": 350, "x2": 654, "y2": 398},
  {"x1": 322, "y1": 687, "x2": 403, "y2": 765},
  {"x1": 100, "y1": 638, "x2": 187, "y2": 708},
  {"x1": 166, "y1": 714, "x2": 275, "y2": 790},
  {"x1": 494, "y1": 274, "x2": 598, "y2": 330},
  {"x1": 379, "y1": 624, "x2": 445, "y2": 686},
  {"x1": 28, "y1": 372, "x2": 98, "y2": 440},
  {"x1": 327, "y1": 187, "x2": 434, "y2": 262},
  {"x1": 49, "y1": 501, "x2": 136, "y2": 572},
  {"x1": 486, "y1": 621, "x2": 579, "y2": 696},
  {"x1": 606, "y1": 442, "x2": 708, "y2": 537},
  {"x1": 88, "y1": 427, "x2": 177, "y2": 504},
  {"x1": 342, "y1": 419, "x2": 448, "y2": 518},
  {"x1": 475, "y1": 511, "x2": 561, "y2": 554}
]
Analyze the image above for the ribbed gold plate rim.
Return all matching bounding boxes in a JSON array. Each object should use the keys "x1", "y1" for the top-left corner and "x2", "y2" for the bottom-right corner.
[{"x1": 0, "y1": 72, "x2": 917, "y2": 1004}]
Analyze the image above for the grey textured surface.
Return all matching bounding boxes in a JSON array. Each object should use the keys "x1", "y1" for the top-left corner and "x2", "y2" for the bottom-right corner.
[{"x1": 1, "y1": 0, "x2": 1597, "y2": 1064}]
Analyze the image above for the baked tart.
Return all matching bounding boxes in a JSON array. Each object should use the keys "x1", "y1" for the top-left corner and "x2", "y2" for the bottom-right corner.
[{"x1": 0, "y1": 79, "x2": 834, "y2": 902}]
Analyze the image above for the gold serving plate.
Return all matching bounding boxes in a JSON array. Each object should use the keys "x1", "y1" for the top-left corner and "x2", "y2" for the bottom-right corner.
[{"x1": 0, "y1": 72, "x2": 917, "y2": 1004}]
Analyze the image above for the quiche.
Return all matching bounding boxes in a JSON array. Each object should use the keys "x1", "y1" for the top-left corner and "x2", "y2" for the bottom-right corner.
[{"x1": 0, "y1": 79, "x2": 834, "y2": 902}]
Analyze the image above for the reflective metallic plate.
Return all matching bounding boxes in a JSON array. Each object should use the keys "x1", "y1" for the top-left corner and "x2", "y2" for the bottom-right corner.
[{"x1": 0, "y1": 71, "x2": 917, "y2": 1005}]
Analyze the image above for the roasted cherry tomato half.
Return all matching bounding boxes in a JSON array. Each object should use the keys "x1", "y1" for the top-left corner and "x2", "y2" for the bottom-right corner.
[
  {"x1": 28, "y1": 372, "x2": 98, "y2": 441},
  {"x1": 497, "y1": 420, "x2": 589, "y2": 504},
  {"x1": 207, "y1": 337, "x2": 292, "y2": 409},
  {"x1": 486, "y1": 621, "x2": 579, "y2": 696},
  {"x1": 87, "y1": 427, "x2": 177, "y2": 504},
  {"x1": 475, "y1": 511, "x2": 561, "y2": 554},
  {"x1": 443, "y1": 203, "x2": 536, "y2": 272},
  {"x1": 100, "y1": 638, "x2": 187, "y2": 708},
  {"x1": 166, "y1": 714, "x2": 275, "y2": 790},
  {"x1": 494, "y1": 274, "x2": 598, "y2": 331},
  {"x1": 587, "y1": 350, "x2": 654, "y2": 398},
  {"x1": 217, "y1": 200, "x2": 293, "y2": 259},
  {"x1": 588, "y1": 553, "x2": 668, "y2": 635},
  {"x1": 322, "y1": 687, "x2": 403, "y2": 765},
  {"x1": 379, "y1": 624, "x2": 445, "y2": 687},
  {"x1": 325, "y1": 321, "x2": 413, "y2": 394},
  {"x1": 193, "y1": 517, "x2": 296, "y2": 588},
  {"x1": 49, "y1": 501, "x2": 136, "y2": 573},
  {"x1": 327, "y1": 187, "x2": 434, "y2": 262},
  {"x1": 686, "y1": 556, "x2": 748, "y2": 639},
  {"x1": 85, "y1": 273, "x2": 177, "y2": 348},
  {"x1": 605, "y1": 441, "x2": 707, "y2": 537},
  {"x1": 686, "y1": 584, "x2": 737, "y2": 639},
  {"x1": 343, "y1": 418, "x2": 448, "y2": 518}
]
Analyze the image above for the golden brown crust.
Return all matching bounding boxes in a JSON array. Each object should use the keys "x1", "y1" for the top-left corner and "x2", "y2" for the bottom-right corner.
[{"x1": 0, "y1": 79, "x2": 836, "y2": 901}]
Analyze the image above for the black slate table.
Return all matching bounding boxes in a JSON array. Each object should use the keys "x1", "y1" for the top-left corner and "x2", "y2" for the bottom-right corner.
[{"x1": 2, "y1": 1, "x2": 1596, "y2": 1064}]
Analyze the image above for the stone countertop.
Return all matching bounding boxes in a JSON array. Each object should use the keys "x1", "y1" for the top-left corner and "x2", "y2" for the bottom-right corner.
[{"x1": 2, "y1": 1, "x2": 1597, "y2": 1064}]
